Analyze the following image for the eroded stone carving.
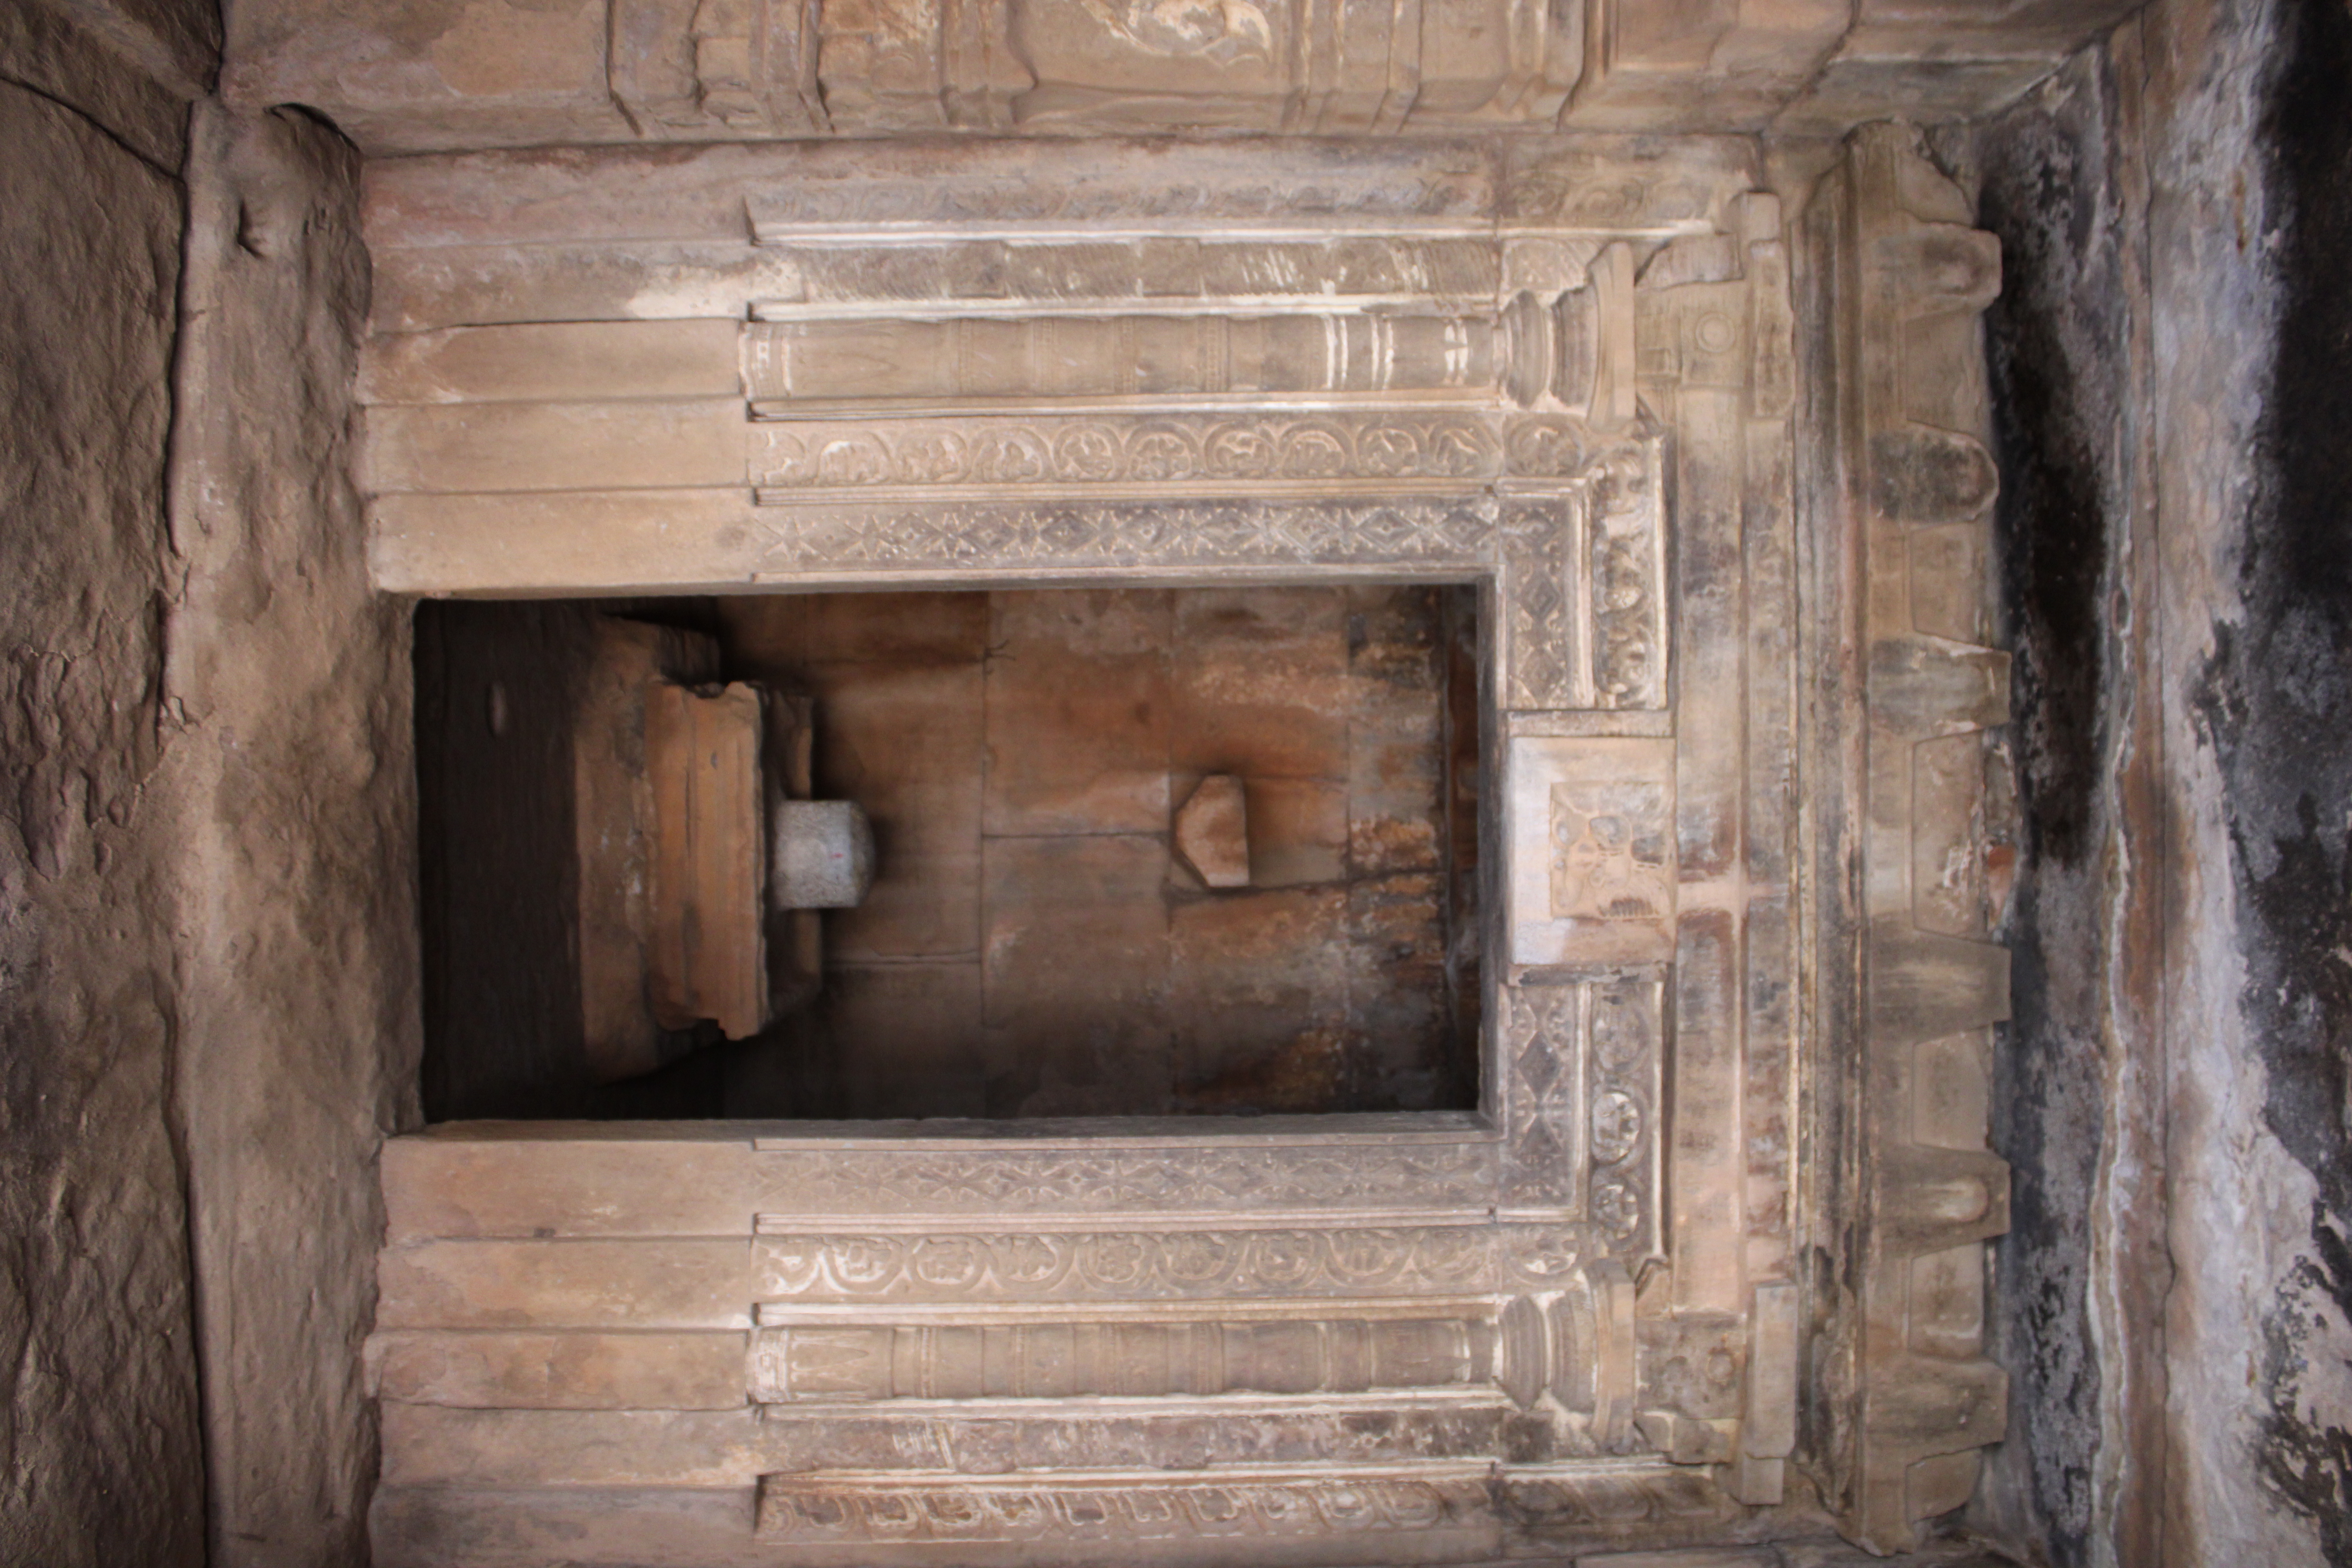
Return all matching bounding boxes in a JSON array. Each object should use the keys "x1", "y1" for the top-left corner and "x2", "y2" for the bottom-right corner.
[
  {"x1": 755, "y1": 1466, "x2": 1495, "y2": 1544},
  {"x1": 1507, "y1": 737, "x2": 1677, "y2": 966},
  {"x1": 1807, "y1": 122, "x2": 2013, "y2": 1553},
  {"x1": 749, "y1": 1313, "x2": 1489, "y2": 1400},
  {"x1": 748, "y1": 412, "x2": 1508, "y2": 495},
  {"x1": 748, "y1": 1137, "x2": 1501, "y2": 1211},
  {"x1": 231, "y1": 0, "x2": 2147, "y2": 157},
  {"x1": 752, "y1": 1223, "x2": 1495, "y2": 1299}
]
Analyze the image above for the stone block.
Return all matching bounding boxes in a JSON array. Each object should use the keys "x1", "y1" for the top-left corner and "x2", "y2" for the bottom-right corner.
[
  {"x1": 1170, "y1": 887, "x2": 1350, "y2": 1111},
  {"x1": 770, "y1": 800, "x2": 875, "y2": 909},
  {"x1": 1173, "y1": 773, "x2": 1250, "y2": 887},
  {"x1": 378, "y1": 1405, "x2": 777, "y2": 1489},
  {"x1": 359, "y1": 318, "x2": 743, "y2": 405},
  {"x1": 1170, "y1": 587, "x2": 1349, "y2": 784},
  {"x1": 375, "y1": 1239, "x2": 755, "y2": 1331},
  {"x1": 575, "y1": 617, "x2": 722, "y2": 1082},
  {"x1": 370, "y1": 1486, "x2": 756, "y2": 1568},
  {"x1": 984, "y1": 590, "x2": 1171, "y2": 836},
  {"x1": 1245, "y1": 775, "x2": 1348, "y2": 887},
  {"x1": 382, "y1": 1133, "x2": 764, "y2": 1241},
  {"x1": 361, "y1": 397, "x2": 747, "y2": 494},
  {"x1": 369, "y1": 1330, "x2": 749, "y2": 1410},
  {"x1": 225, "y1": 0, "x2": 629, "y2": 155},
  {"x1": 1777, "y1": 54, "x2": 2067, "y2": 135},
  {"x1": 982, "y1": 833, "x2": 1172, "y2": 1115},
  {"x1": 646, "y1": 681, "x2": 768, "y2": 1038}
]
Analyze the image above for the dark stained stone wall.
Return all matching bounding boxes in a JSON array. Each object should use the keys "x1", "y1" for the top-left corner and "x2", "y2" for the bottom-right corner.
[{"x1": 1937, "y1": 0, "x2": 2352, "y2": 1560}]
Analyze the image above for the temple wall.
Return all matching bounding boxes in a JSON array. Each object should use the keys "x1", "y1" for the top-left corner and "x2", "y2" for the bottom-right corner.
[
  {"x1": 0, "y1": 8, "x2": 418, "y2": 1565},
  {"x1": 1940, "y1": 0, "x2": 2352, "y2": 1561},
  {"x1": 7, "y1": 0, "x2": 2346, "y2": 1562},
  {"x1": 0, "y1": 63, "x2": 209, "y2": 1568}
]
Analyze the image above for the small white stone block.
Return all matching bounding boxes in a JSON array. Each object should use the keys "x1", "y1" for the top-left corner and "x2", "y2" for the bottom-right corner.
[
  {"x1": 1174, "y1": 775, "x2": 1249, "y2": 889},
  {"x1": 771, "y1": 800, "x2": 875, "y2": 909}
]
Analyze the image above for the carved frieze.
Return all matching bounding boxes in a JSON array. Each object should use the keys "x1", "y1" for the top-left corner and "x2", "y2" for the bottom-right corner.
[
  {"x1": 755, "y1": 1465, "x2": 1495, "y2": 1544},
  {"x1": 1584, "y1": 977, "x2": 1664, "y2": 1261},
  {"x1": 747, "y1": 1402, "x2": 1510, "y2": 1472},
  {"x1": 748, "y1": 1135, "x2": 1499, "y2": 1212},
  {"x1": 748, "y1": 412, "x2": 1508, "y2": 497},
  {"x1": 751, "y1": 496, "x2": 1498, "y2": 574},
  {"x1": 752, "y1": 1223, "x2": 1495, "y2": 1300},
  {"x1": 1498, "y1": 976, "x2": 1662, "y2": 1252},
  {"x1": 749, "y1": 1313, "x2": 1490, "y2": 1400}
]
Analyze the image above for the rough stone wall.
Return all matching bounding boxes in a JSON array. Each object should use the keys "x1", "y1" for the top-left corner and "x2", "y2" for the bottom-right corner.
[
  {"x1": 2155, "y1": 0, "x2": 2352, "y2": 1555},
  {"x1": 1929, "y1": 37, "x2": 2168, "y2": 1568},
  {"x1": 1, "y1": 16, "x2": 414, "y2": 1565},
  {"x1": 164, "y1": 101, "x2": 422, "y2": 1566},
  {"x1": 0, "y1": 72, "x2": 209, "y2": 1568},
  {"x1": 1938, "y1": 0, "x2": 2352, "y2": 1561}
]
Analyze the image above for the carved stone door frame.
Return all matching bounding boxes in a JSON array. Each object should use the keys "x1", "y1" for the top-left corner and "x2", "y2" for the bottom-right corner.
[{"x1": 363, "y1": 126, "x2": 2012, "y2": 1563}]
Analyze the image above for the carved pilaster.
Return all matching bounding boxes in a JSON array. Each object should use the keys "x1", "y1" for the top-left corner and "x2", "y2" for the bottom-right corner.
[{"x1": 1807, "y1": 122, "x2": 2013, "y2": 1552}]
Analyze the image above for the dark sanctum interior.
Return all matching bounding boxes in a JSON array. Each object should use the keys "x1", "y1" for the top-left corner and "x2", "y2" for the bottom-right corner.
[{"x1": 416, "y1": 584, "x2": 1483, "y2": 1120}]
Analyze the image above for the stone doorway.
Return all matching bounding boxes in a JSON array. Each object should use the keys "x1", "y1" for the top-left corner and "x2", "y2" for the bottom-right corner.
[
  {"x1": 366, "y1": 125, "x2": 2014, "y2": 1564},
  {"x1": 416, "y1": 582, "x2": 1484, "y2": 1121}
]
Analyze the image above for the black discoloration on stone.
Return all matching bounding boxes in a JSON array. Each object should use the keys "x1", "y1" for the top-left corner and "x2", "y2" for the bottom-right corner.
[
  {"x1": 2200, "y1": 0, "x2": 2352, "y2": 1549},
  {"x1": 1960, "y1": 49, "x2": 2136, "y2": 1566}
]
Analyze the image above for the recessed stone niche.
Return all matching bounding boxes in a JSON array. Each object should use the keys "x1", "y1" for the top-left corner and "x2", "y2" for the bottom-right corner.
[{"x1": 416, "y1": 581, "x2": 1482, "y2": 1121}]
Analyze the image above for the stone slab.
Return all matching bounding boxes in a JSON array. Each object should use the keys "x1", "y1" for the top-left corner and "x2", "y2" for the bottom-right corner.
[
  {"x1": 371, "y1": 1330, "x2": 750, "y2": 1410},
  {"x1": 983, "y1": 589, "x2": 1172, "y2": 837},
  {"x1": 1170, "y1": 887, "x2": 1350, "y2": 1112},
  {"x1": 384, "y1": 1134, "x2": 766, "y2": 1241},
  {"x1": 375, "y1": 1239, "x2": 755, "y2": 1331},
  {"x1": 1169, "y1": 586, "x2": 1350, "y2": 784},
  {"x1": 1506, "y1": 736, "x2": 1679, "y2": 967},
  {"x1": 359, "y1": 319, "x2": 743, "y2": 405},
  {"x1": 362, "y1": 398, "x2": 746, "y2": 494},
  {"x1": 1243, "y1": 776, "x2": 1348, "y2": 888}
]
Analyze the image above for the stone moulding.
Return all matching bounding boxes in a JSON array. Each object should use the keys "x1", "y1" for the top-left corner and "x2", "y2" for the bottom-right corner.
[
  {"x1": 343, "y1": 129, "x2": 2021, "y2": 1564},
  {"x1": 232, "y1": 0, "x2": 2149, "y2": 158},
  {"x1": 1803, "y1": 123, "x2": 2014, "y2": 1552},
  {"x1": 750, "y1": 1459, "x2": 1733, "y2": 1550}
]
